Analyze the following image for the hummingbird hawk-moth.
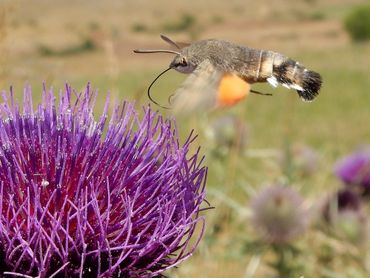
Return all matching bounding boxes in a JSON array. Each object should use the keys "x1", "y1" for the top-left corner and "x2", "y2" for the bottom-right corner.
[{"x1": 134, "y1": 35, "x2": 322, "y2": 113}]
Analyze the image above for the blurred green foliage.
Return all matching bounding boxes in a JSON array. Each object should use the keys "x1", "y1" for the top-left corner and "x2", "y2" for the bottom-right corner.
[{"x1": 344, "y1": 5, "x2": 370, "y2": 41}]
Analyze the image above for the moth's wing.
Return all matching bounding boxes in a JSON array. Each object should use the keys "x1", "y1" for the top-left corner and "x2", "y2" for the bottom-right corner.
[
  {"x1": 170, "y1": 60, "x2": 223, "y2": 114},
  {"x1": 171, "y1": 60, "x2": 251, "y2": 114}
]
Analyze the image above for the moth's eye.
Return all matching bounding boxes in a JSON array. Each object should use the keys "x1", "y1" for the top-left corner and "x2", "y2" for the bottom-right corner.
[
  {"x1": 180, "y1": 58, "x2": 187, "y2": 66},
  {"x1": 171, "y1": 56, "x2": 194, "y2": 73}
]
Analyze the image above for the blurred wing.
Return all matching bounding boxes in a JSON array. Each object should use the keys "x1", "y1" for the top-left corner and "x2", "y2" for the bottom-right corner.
[{"x1": 171, "y1": 60, "x2": 223, "y2": 114}]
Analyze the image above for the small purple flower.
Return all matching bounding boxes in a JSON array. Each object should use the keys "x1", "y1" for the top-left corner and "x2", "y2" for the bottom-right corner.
[
  {"x1": 334, "y1": 149, "x2": 370, "y2": 194},
  {"x1": 0, "y1": 84, "x2": 208, "y2": 277},
  {"x1": 250, "y1": 185, "x2": 309, "y2": 244}
]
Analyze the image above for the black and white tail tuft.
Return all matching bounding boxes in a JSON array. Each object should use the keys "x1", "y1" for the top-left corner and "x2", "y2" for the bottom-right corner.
[
  {"x1": 268, "y1": 59, "x2": 322, "y2": 102},
  {"x1": 296, "y1": 70, "x2": 322, "y2": 101}
]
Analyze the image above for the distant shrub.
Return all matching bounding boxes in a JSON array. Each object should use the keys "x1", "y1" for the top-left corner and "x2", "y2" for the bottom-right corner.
[
  {"x1": 309, "y1": 11, "x2": 325, "y2": 21},
  {"x1": 38, "y1": 45, "x2": 53, "y2": 56},
  {"x1": 303, "y1": 0, "x2": 317, "y2": 4},
  {"x1": 161, "y1": 14, "x2": 196, "y2": 33},
  {"x1": 88, "y1": 21, "x2": 100, "y2": 31},
  {"x1": 131, "y1": 23, "x2": 148, "y2": 33},
  {"x1": 344, "y1": 5, "x2": 370, "y2": 41},
  {"x1": 38, "y1": 38, "x2": 96, "y2": 56},
  {"x1": 211, "y1": 15, "x2": 224, "y2": 24}
]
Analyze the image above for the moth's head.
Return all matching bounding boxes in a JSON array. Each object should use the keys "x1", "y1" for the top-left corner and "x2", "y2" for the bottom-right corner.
[
  {"x1": 133, "y1": 34, "x2": 196, "y2": 73},
  {"x1": 169, "y1": 54, "x2": 196, "y2": 73}
]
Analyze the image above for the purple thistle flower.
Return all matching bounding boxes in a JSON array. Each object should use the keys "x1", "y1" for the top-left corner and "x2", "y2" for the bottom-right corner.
[
  {"x1": 334, "y1": 149, "x2": 370, "y2": 194},
  {"x1": 0, "y1": 84, "x2": 208, "y2": 277}
]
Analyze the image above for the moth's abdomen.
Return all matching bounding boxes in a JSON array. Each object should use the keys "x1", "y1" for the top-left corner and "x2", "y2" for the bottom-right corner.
[
  {"x1": 240, "y1": 49, "x2": 322, "y2": 101},
  {"x1": 271, "y1": 58, "x2": 322, "y2": 101}
]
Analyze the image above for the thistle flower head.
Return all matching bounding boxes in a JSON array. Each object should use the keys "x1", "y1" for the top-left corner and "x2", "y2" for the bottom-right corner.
[
  {"x1": 334, "y1": 149, "x2": 370, "y2": 194},
  {"x1": 251, "y1": 185, "x2": 309, "y2": 244},
  {"x1": 0, "y1": 84, "x2": 207, "y2": 277}
]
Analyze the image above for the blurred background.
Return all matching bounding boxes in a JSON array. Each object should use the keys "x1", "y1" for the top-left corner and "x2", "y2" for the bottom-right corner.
[{"x1": 1, "y1": 0, "x2": 370, "y2": 277}]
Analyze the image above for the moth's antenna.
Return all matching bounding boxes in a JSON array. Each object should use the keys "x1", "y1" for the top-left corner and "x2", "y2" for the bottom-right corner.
[
  {"x1": 250, "y1": 89, "x2": 272, "y2": 96},
  {"x1": 160, "y1": 34, "x2": 181, "y2": 50},
  {"x1": 147, "y1": 67, "x2": 173, "y2": 109},
  {"x1": 133, "y1": 49, "x2": 181, "y2": 55}
]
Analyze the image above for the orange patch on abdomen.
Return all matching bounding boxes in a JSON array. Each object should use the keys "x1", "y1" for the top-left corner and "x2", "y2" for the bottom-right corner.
[{"x1": 217, "y1": 74, "x2": 250, "y2": 107}]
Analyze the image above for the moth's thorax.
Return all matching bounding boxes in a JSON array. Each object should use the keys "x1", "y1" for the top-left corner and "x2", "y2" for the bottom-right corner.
[
  {"x1": 183, "y1": 39, "x2": 293, "y2": 83},
  {"x1": 182, "y1": 39, "x2": 253, "y2": 72}
]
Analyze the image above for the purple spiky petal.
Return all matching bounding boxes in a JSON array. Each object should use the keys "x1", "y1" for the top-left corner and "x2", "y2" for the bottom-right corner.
[{"x1": 0, "y1": 83, "x2": 208, "y2": 277}]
